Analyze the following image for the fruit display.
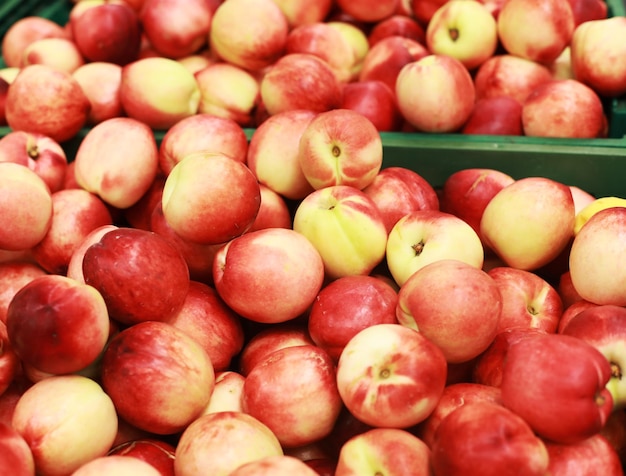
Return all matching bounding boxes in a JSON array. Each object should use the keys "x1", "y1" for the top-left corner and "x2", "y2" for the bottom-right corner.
[{"x1": 1, "y1": 0, "x2": 626, "y2": 475}]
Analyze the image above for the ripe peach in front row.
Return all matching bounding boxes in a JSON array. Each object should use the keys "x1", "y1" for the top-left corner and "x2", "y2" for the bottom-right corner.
[
  {"x1": 396, "y1": 259, "x2": 503, "y2": 364},
  {"x1": 167, "y1": 280, "x2": 245, "y2": 372},
  {"x1": 162, "y1": 152, "x2": 261, "y2": 245},
  {"x1": 31, "y1": 188, "x2": 114, "y2": 276},
  {"x1": 213, "y1": 227, "x2": 325, "y2": 324},
  {"x1": 293, "y1": 185, "x2": 388, "y2": 279},
  {"x1": 246, "y1": 109, "x2": 317, "y2": 201},
  {"x1": 73, "y1": 117, "x2": 159, "y2": 210},
  {"x1": 335, "y1": 428, "x2": 432, "y2": 476},
  {"x1": 0, "y1": 163, "x2": 53, "y2": 252},
  {"x1": 308, "y1": 275, "x2": 399, "y2": 362},
  {"x1": 81, "y1": 227, "x2": 190, "y2": 326},
  {"x1": 6, "y1": 274, "x2": 110, "y2": 376},
  {"x1": 101, "y1": 321, "x2": 215, "y2": 435},
  {"x1": 175, "y1": 411, "x2": 284, "y2": 476},
  {"x1": 430, "y1": 402, "x2": 550, "y2": 475},
  {"x1": 385, "y1": 210, "x2": 485, "y2": 287},
  {"x1": 242, "y1": 344, "x2": 343, "y2": 448},
  {"x1": 71, "y1": 455, "x2": 162, "y2": 476},
  {"x1": 12, "y1": 375, "x2": 118, "y2": 476},
  {"x1": 336, "y1": 323, "x2": 447, "y2": 429},
  {"x1": 159, "y1": 113, "x2": 249, "y2": 176}
]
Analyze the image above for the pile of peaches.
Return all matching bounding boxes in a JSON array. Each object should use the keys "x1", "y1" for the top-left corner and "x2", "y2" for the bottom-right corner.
[{"x1": 1, "y1": 0, "x2": 626, "y2": 475}]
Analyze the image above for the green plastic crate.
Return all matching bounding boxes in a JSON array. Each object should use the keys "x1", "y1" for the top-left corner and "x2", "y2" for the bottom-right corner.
[{"x1": 1, "y1": 0, "x2": 626, "y2": 198}]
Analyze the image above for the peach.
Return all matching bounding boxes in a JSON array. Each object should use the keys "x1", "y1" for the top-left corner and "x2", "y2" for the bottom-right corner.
[
  {"x1": 522, "y1": 79, "x2": 605, "y2": 138},
  {"x1": 119, "y1": 57, "x2": 201, "y2": 130},
  {"x1": 385, "y1": 210, "x2": 485, "y2": 287},
  {"x1": 571, "y1": 17, "x2": 626, "y2": 98},
  {"x1": 335, "y1": 428, "x2": 432, "y2": 476},
  {"x1": 260, "y1": 53, "x2": 343, "y2": 116},
  {"x1": 31, "y1": 189, "x2": 113, "y2": 275},
  {"x1": 0, "y1": 261, "x2": 47, "y2": 324},
  {"x1": 238, "y1": 323, "x2": 315, "y2": 376},
  {"x1": 6, "y1": 274, "x2": 110, "y2": 375},
  {"x1": 195, "y1": 62, "x2": 260, "y2": 127},
  {"x1": 1, "y1": 16, "x2": 68, "y2": 68},
  {"x1": 101, "y1": 321, "x2": 215, "y2": 435},
  {"x1": 158, "y1": 113, "x2": 249, "y2": 175},
  {"x1": 174, "y1": 412, "x2": 283, "y2": 476},
  {"x1": 81, "y1": 227, "x2": 190, "y2": 326},
  {"x1": 497, "y1": 0, "x2": 575, "y2": 64},
  {"x1": 167, "y1": 280, "x2": 245, "y2": 372},
  {"x1": 161, "y1": 153, "x2": 261, "y2": 245},
  {"x1": 480, "y1": 177, "x2": 576, "y2": 270},
  {"x1": 474, "y1": 54, "x2": 553, "y2": 103},
  {"x1": 293, "y1": 185, "x2": 388, "y2": 279},
  {"x1": 231, "y1": 455, "x2": 320, "y2": 475},
  {"x1": 72, "y1": 62, "x2": 124, "y2": 124},
  {"x1": 359, "y1": 36, "x2": 430, "y2": 96},
  {"x1": 286, "y1": 22, "x2": 356, "y2": 83},
  {"x1": 0, "y1": 163, "x2": 53, "y2": 252},
  {"x1": 271, "y1": 0, "x2": 334, "y2": 27},
  {"x1": 66, "y1": 224, "x2": 119, "y2": 283},
  {"x1": 308, "y1": 275, "x2": 399, "y2": 362},
  {"x1": 73, "y1": 117, "x2": 159, "y2": 209},
  {"x1": 5, "y1": 64, "x2": 90, "y2": 143},
  {"x1": 209, "y1": 0, "x2": 289, "y2": 71},
  {"x1": 140, "y1": 0, "x2": 211, "y2": 59},
  {"x1": 336, "y1": 323, "x2": 447, "y2": 428},
  {"x1": 71, "y1": 455, "x2": 162, "y2": 476},
  {"x1": 363, "y1": 166, "x2": 440, "y2": 234},
  {"x1": 203, "y1": 371, "x2": 246, "y2": 414},
  {"x1": 12, "y1": 375, "x2": 118, "y2": 476},
  {"x1": 21, "y1": 37, "x2": 85, "y2": 73},
  {"x1": 246, "y1": 109, "x2": 316, "y2": 200},
  {"x1": 149, "y1": 203, "x2": 222, "y2": 284},
  {"x1": 108, "y1": 438, "x2": 176, "y2": 476},
  {"x1": 70, "y1": 1, "x2": 141, "y2": 65},
  {"x1": 242, "y1": 344, "x2": 343, "y2": 448},
  {"x1": 335, "y1": 0, "x2": 399, "y2": 22},
  {"x1": 246, "y1": 183, "x2": 293, "y2": 232},
  {"x1": 396, "y1": 259, "x2": 503, "y2": 363},
  {"x1": 0, "y1": 130, "x2": 68, "y2": 194},
  {"x1": 0, "y1": 422, "x2": 35, "y2": 476},
  {"x1": 213, "y1": 228, "x2": 325, "y2": 324}
]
